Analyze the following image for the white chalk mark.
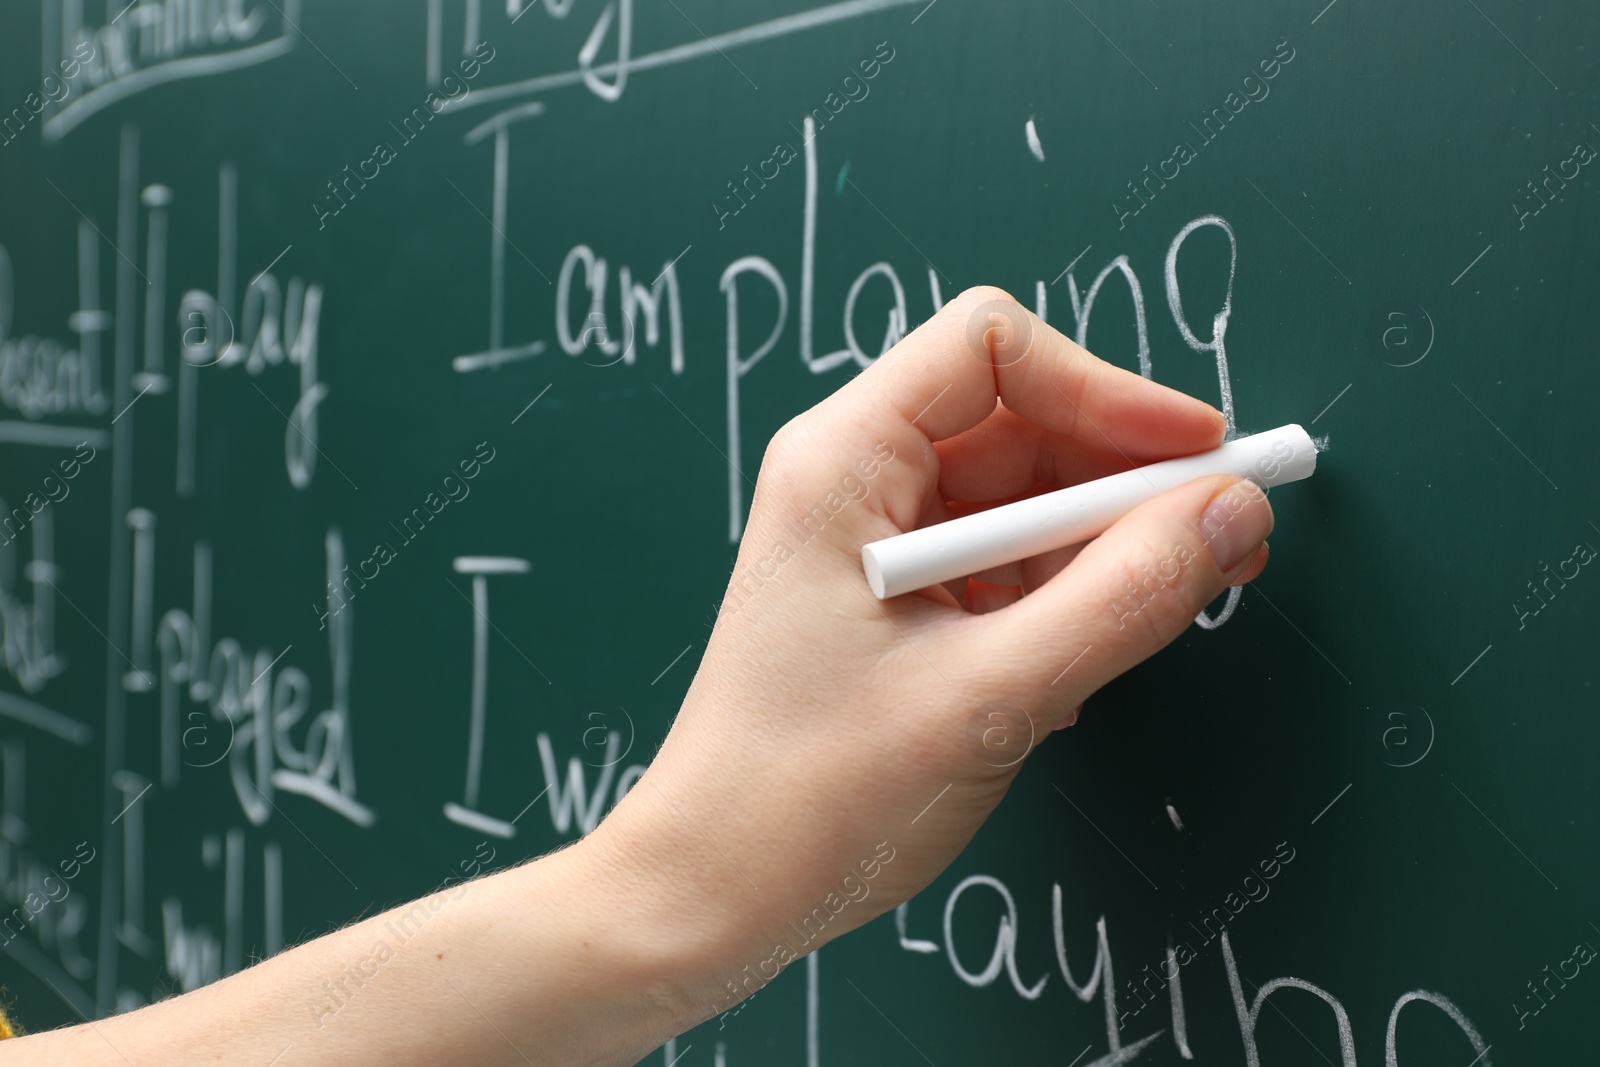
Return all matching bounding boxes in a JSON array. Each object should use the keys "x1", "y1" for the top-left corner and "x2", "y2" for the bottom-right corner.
[
  {"x1": 512, "y1": 384, "x2": 553, "y2": 423},
  {"x1": 1050, "y1": 244, "x2": 1094, "y2": 286},
  {"x1": 1053, "y1": 783, "x2": 1158, "y2": 890},
  {"x1": 1310, "y1": 782, "x2": 1352, "y2": 825},
  {"x1": 1051, "y1": 645, "x2": 1093, "y2": 686},
  {"x1": 846, "y1": 178, "x2": 949, "y2": 284},
  {"x1": 1245, "y1": 581, "x2": 1352, "y2": 684},
  {"x1": 1451, "y1": 643, "x2": 1493, "y2": 686},
  {"x1": 1311, "y1": 383, "x2": 1352, "y2": 424},
  {"x1": 1025, "y1": 117, "x2": 1046, "y2": 161},
  {"x1": 1244, "y1": 176, "x2": 1351, "y2": 284},
  {"x1": 442, "y1": 574, "x2": 550, "y2": 683},
  {"x1": 663, "y1": 0, "x2": 759, "y2": 89},
  {"x1": 463, "y1": 100, "x2": 547, "y2": 145},
  {"x1": 1166, "y1": 804, "x2": 1184, "y2": 831},
  {"x1": 0, "y1": 422, "x2": 109, "y2": 448},
  {"x1": 1465, "y1": 0, "x2": 1559, "y2": 90},
  {"x1": 1311, "y1": 0, "x2": 1339, "y2": 23},
  {"x1": 453, "y1": 557, "x2": 533, "y2": 575},
  {"x1": 1450, "y1": 244, "x2": 1493, "y2": 286},
  {"x1": 427, "y1": 0, "x2": 443, "y2": 83},
  {"x1": 654, "y1": 245, "x2": 693, "y2": 287},
  {"x1": 651, "y1": 645, "x2": 694, "y2": 685},
  {"x1": 911, "y1": 0, "x2": 939, "y2": 23},
  {"x1": 1451, "y1": 383, "x2": 1558, "y2": 489},
  {"x1": 845, "y1": 978, "x2": 938, "y2": 1066},
  {"x1": 111, "y1": 782, "x2": 152, "y2": 825},
  {"x1": 250, "y1": 383, "x2": 360, "y2": 490},
  {"x1": 44, "y1": 23, "x2": 298, "y2": 140},
  {"x1": 1452, "y1": 781, "x2": 1558, "y2": 890},
  {"x1": 654, "y1": 383, "x2": 756, "y2": 489},
  {"x1": 0, "y1": 692, "x2": 92, "y2": 745},
  {"x1": 444, "y1": 175, "x2": 551, "y2": 284},
  {"x1": 911, "y1": 783, "x2": 952, "y2": 825},
  {"x1": 911, "y1": 383, "x2": 953, "y2": 427},
  {"x1": 251, "y1": 646, "x2": 293, "y2": 688},
  {"x1": 271, "y1": 773, "x2": 377, "y2": 828},
  {"x1": 459, "y1": 0, "x2": 928, "y2": 113},
  {"x1": 1062, "y1": 0, "x2": 1158, "y2": 89},
  {"x1": 454, "y1": 341, "x2": 547, "y2": 374},
  {"x1": 444, "y1": 803, "x2": 516, "y2": 839},
  {"x1": 250, "y1": 245, "x2": 293, "y2": 288}
]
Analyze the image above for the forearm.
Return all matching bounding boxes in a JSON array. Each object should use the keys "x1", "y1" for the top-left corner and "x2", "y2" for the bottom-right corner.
[{"x1": 7, "y1": 838, "x2": 720, "y2": 1067}]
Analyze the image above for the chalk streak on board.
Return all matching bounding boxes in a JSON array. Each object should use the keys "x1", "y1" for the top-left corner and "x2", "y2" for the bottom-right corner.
[
  {"x1": 1451, "y1": 643, "x2": 1493, "y2": 686},
  {"x1": 462, "y1": 0, "x2": 928, "y2": 113},
  {"x1": 1025, "y1": 117, "x2": 1046, "y2": 161},
  {"x1": 1166, "y1": 804, "x2": 1184, "y2": 831},
  {"x1": 1310, "y1": 782, "x2": 1351, "y2": 824},
  {"x1": 0, "y1": 692, "x2": 92, "y2": 745},
  {"x1": 1452, "y1": 781, "x2": 1559, "y2": 890},
  {"x1": 1450, "y1": 243, "x2": 1493, "y2": 286},
  {"x1": 663, "y1": 0, "x2": 762, "y2": 90},
  {"x1": 1451, "y1": 383, "x2": 1559, "y2": 489},
  {"x1": 455, "y1": 341, "x2": 547, "y2": 374},
  {"x1": 42, "y1": 2, "x2": 301, "y2": 139},
  {"x1": 1053, "y1": 783, "x2": 1159, "y2": 889},
  {"x1": 0, "y1": 422, "x2": 109, "y2": 448}
]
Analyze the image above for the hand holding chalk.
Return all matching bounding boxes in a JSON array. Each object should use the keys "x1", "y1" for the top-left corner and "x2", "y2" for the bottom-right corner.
[
  {"x1": 862, "y1": 424, "x2": 1316, "y2": 599},
  {"x1": 567, "y1": 289, "x2": 1274, "y2": 1051}
]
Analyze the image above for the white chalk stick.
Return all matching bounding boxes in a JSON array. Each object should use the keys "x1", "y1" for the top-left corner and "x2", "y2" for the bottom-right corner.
[{"x1": 862, "y1": 423, "x2": 1318, "y2": 599}]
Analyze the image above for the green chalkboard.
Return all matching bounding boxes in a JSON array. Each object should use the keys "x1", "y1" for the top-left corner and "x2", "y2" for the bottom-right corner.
[{"x1": 0, "y1": 0, "x2": 1597, "y2": 1062}]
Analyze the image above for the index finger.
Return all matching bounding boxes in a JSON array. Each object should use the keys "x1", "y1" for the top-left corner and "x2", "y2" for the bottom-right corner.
[{"x1": 776, "y1": 286, "x2": 1225, "y2": 537}]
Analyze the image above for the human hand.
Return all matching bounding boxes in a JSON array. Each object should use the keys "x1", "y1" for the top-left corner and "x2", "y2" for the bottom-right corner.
[{"x1": 585, "y1": 286, "x2": 1273, "y2": 1029}]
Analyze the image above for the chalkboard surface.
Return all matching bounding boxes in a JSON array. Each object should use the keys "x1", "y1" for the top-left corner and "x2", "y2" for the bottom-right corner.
[{"x1": 0, "y1": 0, "x2": 1597, "y2": 1062}]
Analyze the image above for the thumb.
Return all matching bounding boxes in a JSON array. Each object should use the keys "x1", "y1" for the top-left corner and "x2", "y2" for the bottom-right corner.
[{"x1": 979, "y1": 475, "x2": 1274, "y2": 716}]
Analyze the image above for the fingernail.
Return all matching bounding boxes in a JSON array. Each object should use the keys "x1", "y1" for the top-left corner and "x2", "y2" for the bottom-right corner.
[
  {"x1": 1054, "y1": 704, "x2": 1083, "y2": 731},
  {"x1": 1199, "y1": 479, "x2": 1275, "y2": 575}
]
